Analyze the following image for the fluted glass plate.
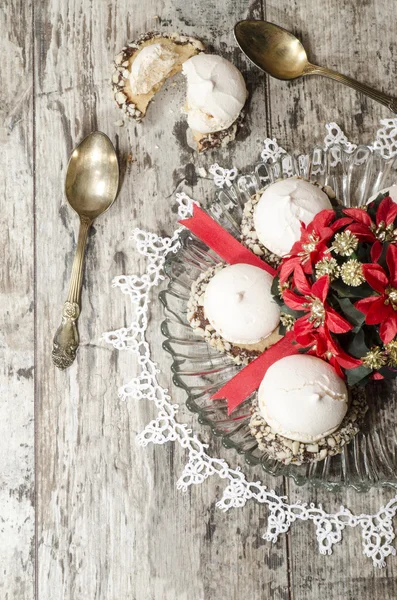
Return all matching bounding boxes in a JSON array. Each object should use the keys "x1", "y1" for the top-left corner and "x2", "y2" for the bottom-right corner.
[{"x1": 160, "y1": 144, "x2": 397, "y2": 491}]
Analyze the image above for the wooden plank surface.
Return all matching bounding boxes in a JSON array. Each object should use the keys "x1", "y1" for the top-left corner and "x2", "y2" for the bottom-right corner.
[
  {"x1": 2, "y1": 0, "x2": 397, "y2": 597},
  {"x1": 0, "y1": 2, "x2": 35, "y2": 598},
  {"x1": 34, "y1": 0, "x2": 290, "y2": 598}
]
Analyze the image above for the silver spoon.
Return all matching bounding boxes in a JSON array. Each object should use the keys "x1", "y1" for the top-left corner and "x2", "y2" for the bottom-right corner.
[
  {"x1": 52, "y1": 132, "x2": 119, "y2": 370},
  {"x1": 235, "y1": 20, "x2": 397, "y2": 113}
]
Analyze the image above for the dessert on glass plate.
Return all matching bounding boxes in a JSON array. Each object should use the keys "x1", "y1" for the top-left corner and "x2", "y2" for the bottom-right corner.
[
  {"x1": 184, "y1": 175, "x2": 370, "y2": 465},
  {"x1": 250, "y1": 355, "x2": 367, "y2": 465},
  {"x1": 112, "y1": 32, "x2": 247, "y2": 151},
  {"x1": 160, "y1": 138, "x2": 397, "y2": 490},
  {"x1": 240, "y1": 176, "x2": 335, "y2": 265},
  {"x1": 187, "y1": 263, "x2": 281, "y2": 366}
]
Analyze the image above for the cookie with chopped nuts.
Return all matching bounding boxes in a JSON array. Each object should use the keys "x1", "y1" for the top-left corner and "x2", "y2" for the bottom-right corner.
[
  {"x1": 192, "y1": 111, "x2": 246, "y2": 153},
  {"x1": 112, "y1": 32, "x2": 204, "y2": 122},
  {"x1": 240, "y1": 180, "x2": 336, "y2": 264},
  {"x1": 240, "y1": 189, "x2": 282, "y2": 268},
  {"x1": 187, "y1": 264, "x2": 282, "y2": 366},
  {"x1": 249, "y1": 389, "x2": 368, "y2": 466}
]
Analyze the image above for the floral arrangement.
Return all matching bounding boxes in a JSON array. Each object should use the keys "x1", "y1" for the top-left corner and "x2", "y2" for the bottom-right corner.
[{"x1": 273, "y1": 191, "x2": 397, "y2": 385}]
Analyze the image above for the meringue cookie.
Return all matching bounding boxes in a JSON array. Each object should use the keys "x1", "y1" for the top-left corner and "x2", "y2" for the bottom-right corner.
[
  {"x1": 253, "y1": 178, "x2": 332, "y2": 257},
  {"x1": 129, "y1": 44, "x2": 178, "y2": 95},
  {"x1": 203, "y1": 264, "x2": 280, "y2": 345},
  {"x1": 258, "y1": 355, "x2": 348, "y2": 443},
  {"x1": 367, "y1": 185, "x2": 397, "y2": 204},
  {"x1": 182, "y1": 54, "x2": 247, "y2": 134}
]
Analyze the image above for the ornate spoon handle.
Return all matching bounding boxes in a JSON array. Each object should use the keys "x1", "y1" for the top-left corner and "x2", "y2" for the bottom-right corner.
[
  {"x1": 306, "y1": 64, "x2": 397, "y2": 113},
  {"x1": 52, "y1": 216, "x2": 92, "y2": 369}
]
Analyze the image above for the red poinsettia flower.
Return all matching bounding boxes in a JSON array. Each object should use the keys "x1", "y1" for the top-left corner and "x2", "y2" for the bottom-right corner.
[
  {"x1": 283, "y1": 266, "x2": 353, "y2": 342},
  {"x1": 344, "y1": 197, "x2": 397, "y2": 258},
  {"x1": 355, "y1": 244, "x2": 397, "y2": 344},
  {"x1": 279, "y1": 210, "x2": 352, "y2": 283},
  {"x1": 299, "y1": 325, "x2": 362, "y2": 378}
]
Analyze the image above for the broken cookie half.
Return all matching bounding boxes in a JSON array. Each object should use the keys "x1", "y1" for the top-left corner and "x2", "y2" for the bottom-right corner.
[{"x1": 112, "y1": 32, "x2": 205, "y2": 123}]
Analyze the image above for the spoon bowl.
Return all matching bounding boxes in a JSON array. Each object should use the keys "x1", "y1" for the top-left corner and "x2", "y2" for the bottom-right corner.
[
  {"x1": 52, "y1": 132, "x2": 119, "y2": 370},
  {"x1": 235, "y1": 19, "x2": 397, "y2": 113},
  {"x1": 235, "y1": 20, "x2": 309, "y2": 80},
  {"x1": 65, "y1": 131, "x2": 119, "y2": 219}
]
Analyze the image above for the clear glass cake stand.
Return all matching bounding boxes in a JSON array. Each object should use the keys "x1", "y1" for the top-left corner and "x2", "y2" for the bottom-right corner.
[{"x1": 160, "y1": 144, "x2": 397, "y2": 491}]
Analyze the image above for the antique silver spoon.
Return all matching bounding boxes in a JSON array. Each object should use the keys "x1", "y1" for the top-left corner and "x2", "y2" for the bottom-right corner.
[
  {"x1": 52, "y1": 132, "x2": 119, "y2": 369},
  {"x1": 235, "y1": 20, "x2": 397, "y2": 113}
]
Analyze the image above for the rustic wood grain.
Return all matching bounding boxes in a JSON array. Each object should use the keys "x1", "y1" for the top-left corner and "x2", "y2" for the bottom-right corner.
[
  {"x1": 0, "y1": 1, "x2": 35, "y2": 598},
  {"x1": 34, "y1": 0, "x2": 290, "y2": 598},
  {"x1": 2, "y1": 0, "x2": 397, "y2": 597}
]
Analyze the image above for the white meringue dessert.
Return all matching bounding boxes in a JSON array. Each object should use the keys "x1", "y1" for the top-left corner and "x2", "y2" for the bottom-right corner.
[
  {"x1": 112, "y1": 32, "x2": 204, "y2": 121},
  {"x1": 253, "y1": 177, "x2": 332, "y2": 257},
  {"x1": 258, "y1": 355, "x2": 349, "y2": 443},
  {"x1": 182, "y1": 54, "x2": 247, "y2": 151},
  {"x1": 203, "y1": 264, "x2": 280, "y2": 346}
]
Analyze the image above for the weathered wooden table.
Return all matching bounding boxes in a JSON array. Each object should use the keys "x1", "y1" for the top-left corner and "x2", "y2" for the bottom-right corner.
[{"x1": 2, "y1": 0, "x2": 397, "y2": 597}]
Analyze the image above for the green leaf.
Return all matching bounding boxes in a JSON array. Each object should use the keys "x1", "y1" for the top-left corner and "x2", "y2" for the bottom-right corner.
[
  {"x1": 357, "y1": 243, "x2": 371, "y2": 264},
  {"x1": 271, "y1": 275, "x2": 280, "y2": 298},
  {"x1": 346, "y1": 365, "x2": 372, "y2": 386},
  {"x1": 346, "y1": 328, "x2": 369, "y2": 358},
  {"x1": 331, "y1": 278, "x2": 373, "y2": 299},
  {"x1": 377, "y1": 242, "x2": 389, "y2": 270},
  {"x1": 280, "y1": 305, "x2": 304, "y2": 319},
  {"x1": 333, "y1": 297, "x2": 365, "y2": 328},
  {"x1": 279, "y1": 323, "x2": 288, "y2": 336}
]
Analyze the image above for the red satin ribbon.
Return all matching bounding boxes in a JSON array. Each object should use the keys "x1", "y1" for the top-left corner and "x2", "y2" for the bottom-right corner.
[
  {"x1": 179, "y1": 205, "x2": 277, "y2": 278},
  {"x1": 179, "y1": 204, "x2": 297, "y2": 414},
  {"x1": 211, "y1": 332, "x2": 300, "y2": 415}
]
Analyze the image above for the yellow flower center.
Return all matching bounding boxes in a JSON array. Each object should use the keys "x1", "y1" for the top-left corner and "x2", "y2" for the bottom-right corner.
[
  {"x1": 303, "y1": 297, "x2": 326, "y2": 327},
  {"x1": 385, "y1": 286, "x2": 397, "y2": 310},
  {"x1": 370, "y1": 221, "x2": 397, "y2": 243},
  {"x1": 298, "y1": 234, "x2": 320, "y2": 263}
]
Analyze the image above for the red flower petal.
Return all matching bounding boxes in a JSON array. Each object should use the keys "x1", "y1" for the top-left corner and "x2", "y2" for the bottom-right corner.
[
  {"x1": 343, "y1": 207, "x2": 373, "y2": 226},
  {"x1": 314, "y1": 336, "x2": 328, "y2": 356},
  {"x1": 387, "y1": 244, "x2": 397, "y2": 288},
  {"x1": 288, "y1": 239, "x2": 305, "y2": 256},
  {"x1": 365, "y1": 298, "x2": 392, "y2": 325},
  {"x1": 283, "y1": 289, "x2": 308, "y2": 311},
  {"x1": 293, "y1": 315, "x2": 314, "y2": 341},
  {"x1": 377, "y1": 196, "x2": 397, "y2": 226},
  {"x1": 279, "y1": 256, "x2": 301, "y2": 284},
  {"x1": 379, "y1": 312, "x2": 397, "y2": 344},
  {"x1": 311, "y1": 275, "x2": 330, "y2": 303},
  {"x1": 362, "y1": 264, "x2": 388, "y2": 293},
  {"x1": 355, "y1": 296, "x2": 380, "y2": 315},
  {"x1": 330, "y1": 217, "x2": 353, "y2": 231},
  {"x1": 371, "y1": 241, "x2": 383, "y2": 263},
  {"x1": 346, "y1": 223, "x2": 376, "y2": 242},
  {"x1": 293, "y1": 265, "x2": 312, "y2": 296},
  {"x1": 325, "y1": 306, "x2": 353, "y2": 333},
  {"x1": 371, "y1": 372, "x2": 385, "y2": 380},
  {"x1": 335, "y1": 349, "x2": 362, "y2": 369},
  {"x1": 316, "y1": 226, "x2": 335, "y2": 242},
  {"x1": 311, "y1": 210, "x2": 335, "y2": 230},
  {"x1": 329, "y1": 358, "x2": 345, "y2": 379}
]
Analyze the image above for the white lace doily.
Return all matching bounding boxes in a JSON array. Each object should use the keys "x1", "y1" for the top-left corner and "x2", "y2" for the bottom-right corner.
[{"x1": 103, "y1": 122, "x2": 397, "y2": 568}]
